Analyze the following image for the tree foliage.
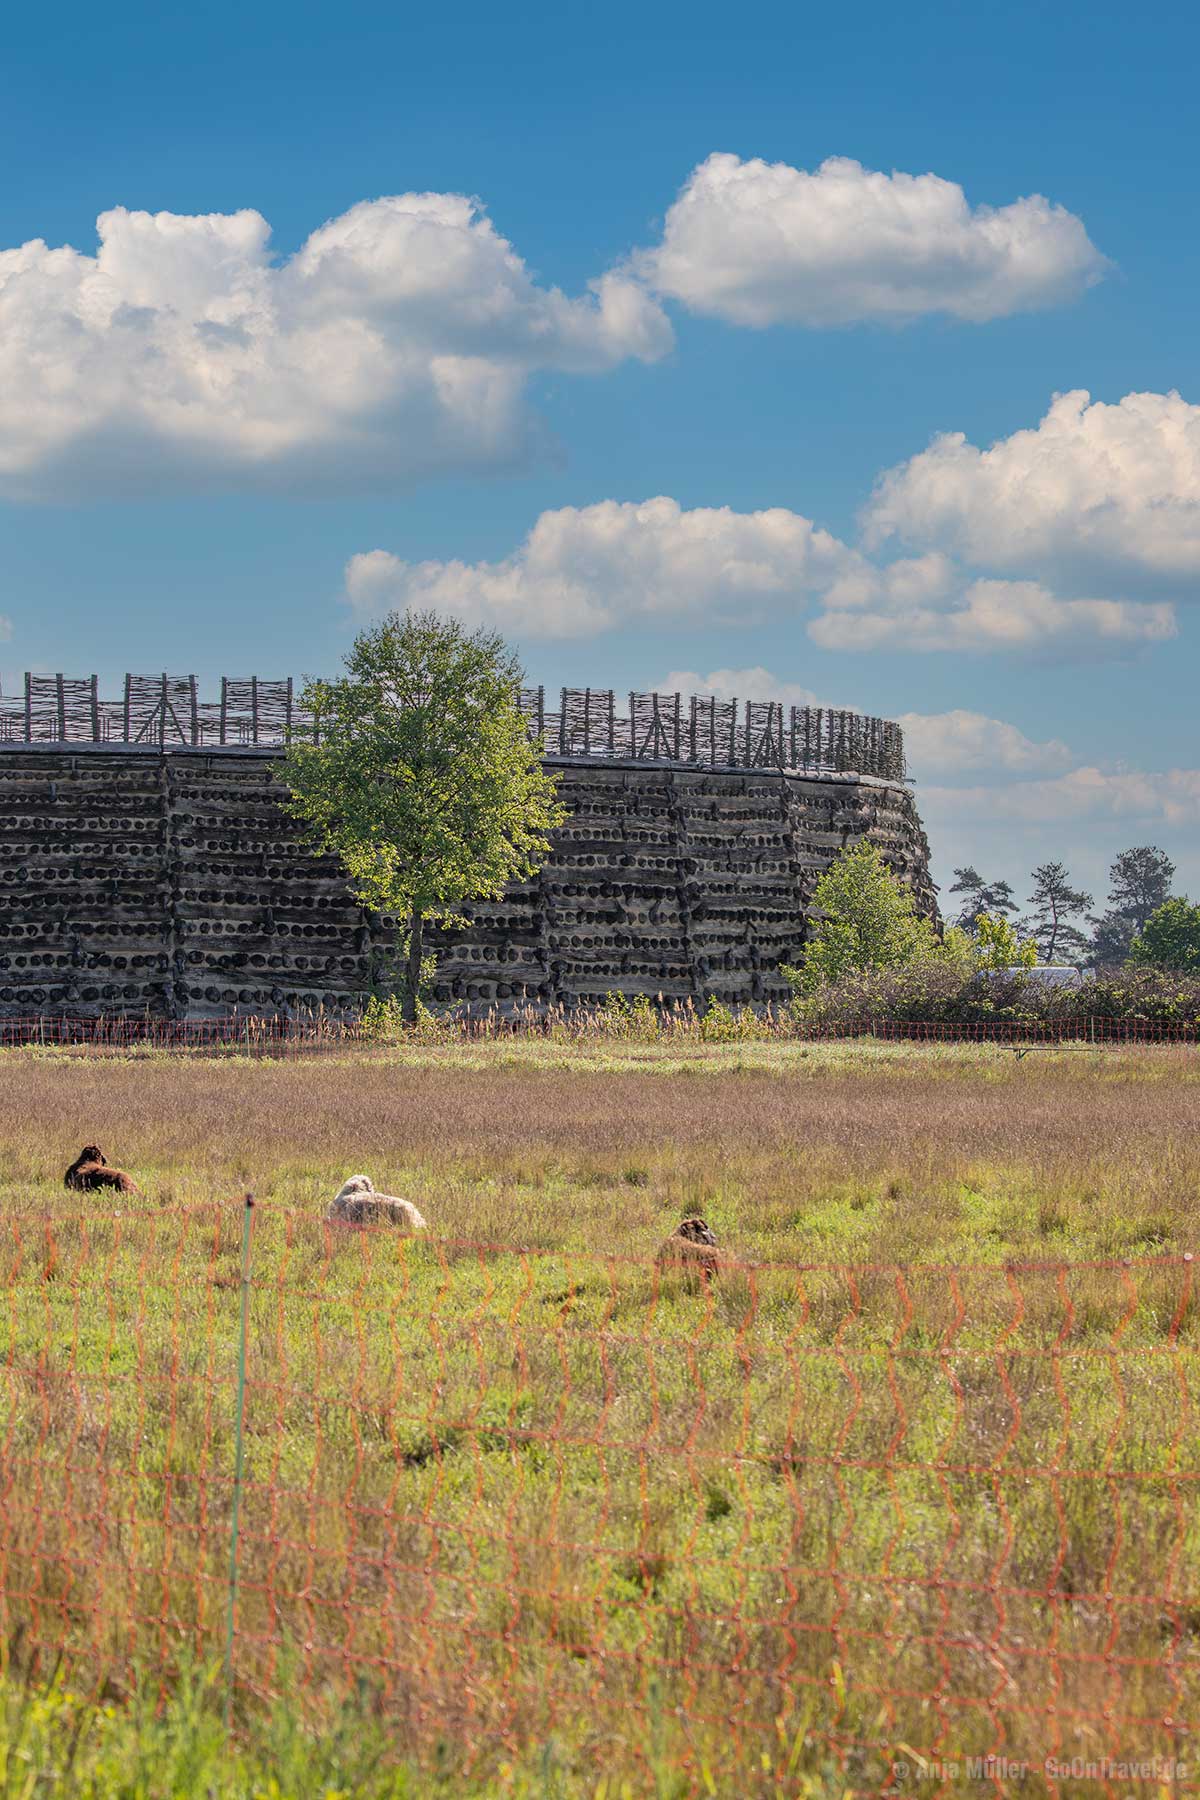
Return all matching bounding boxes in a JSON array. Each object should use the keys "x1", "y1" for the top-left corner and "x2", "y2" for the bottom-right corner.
[
  {"x1": 282, "y1": 610, "x2": 567, "y2": 1019},
  {"x1": 782, "y1": 841, "x2": 942, "y2": 994},
  {"x1": 972, "y1": 911, "x2": 1038, "y2": 970},
  {"x1": 1089, "y1": 845, "x2": 1175, "y2": 967},
  {"x1": 1027, "y1": 861, "x2": 1093, "y2": 965},
  {"x1": 948, "y1": 865, "x2": 1020, "y2": 931},
  {"x1": 1128, "y1": 897, "x2": 1200, "y2": 973},
  {"x1": 1108, "y1": 845, "x2": 1176, "y2": 928},
  {"x1": 1089, "y1": 911, "x2": 1136, "y2": 969},
  {"x1": 942, "y1": 849, "x2": 1179, "y2": 970}
]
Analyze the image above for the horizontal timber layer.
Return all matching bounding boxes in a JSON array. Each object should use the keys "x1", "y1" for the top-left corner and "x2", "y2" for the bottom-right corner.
[{"x1": 0, "y1": 747, "x2": 935, "y2": 1019}]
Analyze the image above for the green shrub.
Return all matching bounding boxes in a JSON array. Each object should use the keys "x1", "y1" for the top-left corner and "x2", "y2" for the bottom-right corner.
[
  {"x1": 1129, "y1": 897, "x2": 1200, "y2": 971},
  {"x1": 360, "y1": 934, "x2": 442, "y2": 1038},
  {"x1": 972, "y1": 911, "x2": 1038, "y2": 969},
  {"x1": 596, "y1": 992, "x2": 662, "y2": 1040},
  {"x1": 787, "y1": 962, "x2": 1200, "y2": 1033},
  {"x1": 697, "y1": 996, "x2": 755, "y2": 1042}
]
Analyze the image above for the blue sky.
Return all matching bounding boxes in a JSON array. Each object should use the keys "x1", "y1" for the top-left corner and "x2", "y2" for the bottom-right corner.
[{"x1": 3, "y1": 0, "x2": 1199, "y2": 914}]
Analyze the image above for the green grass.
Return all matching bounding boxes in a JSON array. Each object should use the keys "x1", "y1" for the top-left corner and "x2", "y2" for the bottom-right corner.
[
  {"x1": 0, "y1": 1661, "x2": 859, "y2": 1797},
  {"x1": 0, "y1": 1043, "x2": 1197, "y2": 1795}
]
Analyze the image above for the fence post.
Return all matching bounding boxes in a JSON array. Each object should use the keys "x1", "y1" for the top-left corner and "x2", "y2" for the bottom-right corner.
[{"x1": 224, "y1": 1192, "x2": 255, "y2": 1727}]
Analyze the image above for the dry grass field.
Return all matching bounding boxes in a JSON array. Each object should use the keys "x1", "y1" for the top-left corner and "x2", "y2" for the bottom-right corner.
[
  {"x1": 0, "y1": 1039, "x2": 1197, "y2": 1796},
  {"x1": 5, "y1": 1037, "x2": 1200, "y2": 1262}
]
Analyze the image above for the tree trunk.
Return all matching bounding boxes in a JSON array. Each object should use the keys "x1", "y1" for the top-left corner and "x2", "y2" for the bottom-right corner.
[
  {"x1": 1045, "y1": 905, "x2": 1059, "y2": 964},
  {"x1": 404, "y1": 908, "x2": 424, "y2": 1023}
]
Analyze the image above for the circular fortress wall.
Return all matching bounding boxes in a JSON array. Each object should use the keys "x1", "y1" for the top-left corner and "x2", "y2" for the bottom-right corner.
[
  {"x1": 433, "y1": 758, "x2": 934, "y2": 1011},
  {"x1": 0, "y1": 679, "x2": 935, "y2": 1018}
]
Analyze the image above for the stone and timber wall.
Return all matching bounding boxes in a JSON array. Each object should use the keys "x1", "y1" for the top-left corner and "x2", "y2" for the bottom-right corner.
[{"x1": 0, "y1": 743, "x2": 934, "y2": 1019}]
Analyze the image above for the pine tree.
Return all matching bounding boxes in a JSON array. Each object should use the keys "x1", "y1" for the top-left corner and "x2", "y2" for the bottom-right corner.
[
  {"x1": 1088, "y1": 846, "x2": 1175, "y2": 968},
  {"x1": 948, "y1": 866, "x2": 1020, "y2": 932},
  {"x1": 1108, "y1": 845, "x2": 1175, "y2": 928},
  {"x1": 1028, "y1": 862, "x2": 1093, "y2": 965}
]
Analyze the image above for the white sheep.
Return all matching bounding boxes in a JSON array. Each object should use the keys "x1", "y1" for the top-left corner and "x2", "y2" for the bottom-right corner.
[{"x1": 328, "y1": 1175, "x2": 428, "y2": 1231}]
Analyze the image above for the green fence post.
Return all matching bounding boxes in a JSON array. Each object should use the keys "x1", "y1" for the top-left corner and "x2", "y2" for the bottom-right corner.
[{"x1": 224, "y1": 1193, "x2": 255, "y2": 1729}]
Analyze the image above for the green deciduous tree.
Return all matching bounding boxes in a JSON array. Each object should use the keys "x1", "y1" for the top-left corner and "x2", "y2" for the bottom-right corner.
[
  {"x1": 782, "y1": 840, "x2": 941, "y2": 993},
  {"x1": 282, "y1": 610, "x2": 567, "y2": 1021},
  {"x1": 1128, "y1": 897, "x2": 1200, "y2": 972},
  {"x1": 972, "y1": 911, "x2": 1038, "y2": 970},
  {"x1": 1028, "y1": 861, "x2": 1093, "y2": 965}
]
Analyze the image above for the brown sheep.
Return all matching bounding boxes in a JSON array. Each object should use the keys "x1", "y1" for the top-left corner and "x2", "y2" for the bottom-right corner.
[
  {"x1": 655, "y1": 1216, "x2": 721, "y2": 1285},
  {"x1": 64, "y1": 1145, "x2": 140, "y2": 1194}
]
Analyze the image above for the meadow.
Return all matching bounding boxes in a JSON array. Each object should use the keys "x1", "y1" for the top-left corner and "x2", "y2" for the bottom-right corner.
[{"x1": 0, "y1": 1038, "x2": 1197, "y2": 1797}]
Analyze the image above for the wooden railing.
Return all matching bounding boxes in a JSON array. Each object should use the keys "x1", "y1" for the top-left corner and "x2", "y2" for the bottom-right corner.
[{"x1": 0, "y1": 674, "x2": 906, "y2": 780}]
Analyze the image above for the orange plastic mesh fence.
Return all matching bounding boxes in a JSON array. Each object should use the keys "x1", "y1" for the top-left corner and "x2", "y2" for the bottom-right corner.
[
  {"x1": 2, "y1": 1202, "x2": 1197, "y2": 1792},
  {"x1": 0, "y1": 1014, "x2": 1199, "y2": 1053}
]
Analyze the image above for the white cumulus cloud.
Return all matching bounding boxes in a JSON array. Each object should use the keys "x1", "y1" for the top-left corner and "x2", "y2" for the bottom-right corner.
[
  {"x1": 925, "y1": 767, "x2": 1200, "y2": 828},
  {"x1": 655, "y1": 666, "x2": 821, "y2": 709},
  {"x1": 0, "y1": 194, "x2": 672, "y2": 499},
  {"x1": 347, "y1": 497, "x2": 1175, "y2": 658},
  {"x1": 866, "y1": 389, "x2": 1200, "y2": 587},
  {"x1": 812, "y1": 563, "x2": 1175, "y2": 657},
  {"x1": 636, "y1": 153, "x2": 1107, "y2": 327},
  {"x1": 898, "y1": 709, "x2": 1074, "y2": 779},
  {"x1": 918, "y1": 767, "x2": 1200, "y2": 909},
  {"x1": 345, "y1": 497, "x2": 854, "y2": 640}
]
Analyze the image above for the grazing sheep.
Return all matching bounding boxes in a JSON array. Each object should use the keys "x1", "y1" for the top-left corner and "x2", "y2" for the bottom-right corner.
[
  {"x1": 328, "y1": 1175, "x2": 427, "y2": 1231},
  {"x1": 655, "y1": 1216, "x2": 721, "y2": 1284},
  {"x1": 64, "y1": 1145, "x2": 140, "y2": 1194}
]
